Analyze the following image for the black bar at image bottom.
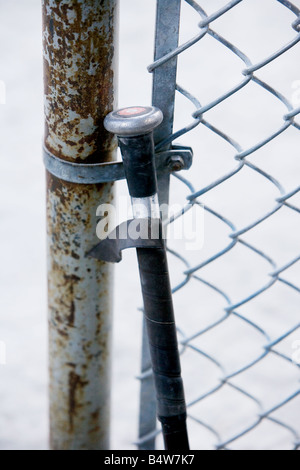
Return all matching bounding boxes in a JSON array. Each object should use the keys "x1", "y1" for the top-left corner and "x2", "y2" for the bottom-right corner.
[{"x1": 100, "y1": 451, "x2": 214, "y2": 465}]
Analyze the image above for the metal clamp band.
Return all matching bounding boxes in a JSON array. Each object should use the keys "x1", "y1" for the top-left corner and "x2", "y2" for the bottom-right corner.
[
  {"x1": 43, "y1": 145, "x2": 193, "y2": 184},
  {"x1": 43, "y1": 147, "x2": 125, "y2": 184}
]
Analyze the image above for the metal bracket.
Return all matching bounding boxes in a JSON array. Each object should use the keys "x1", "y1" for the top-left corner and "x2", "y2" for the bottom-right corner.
[
  {"x1": 156, "y1": 145, "x2": 193, "y2": 173},
  {"x1": 43, "y1": 144, "x2": 193, "y2": 184},
  {"x1": 43, "y1": 147, "x2": 124, "y2": 184},
  {"x1": 88, "y1": 218, "x2": 164, "y2": 263}
]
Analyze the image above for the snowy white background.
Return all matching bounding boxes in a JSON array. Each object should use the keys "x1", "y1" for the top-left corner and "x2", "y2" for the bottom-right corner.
[{"x1": 0, "y1": 0, "x2": 299, "y2": 450}]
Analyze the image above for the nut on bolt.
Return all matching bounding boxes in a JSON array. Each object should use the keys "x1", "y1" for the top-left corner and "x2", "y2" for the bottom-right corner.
[{"x1": 168, "y1": 155, "x2": 185, "y2": 172}]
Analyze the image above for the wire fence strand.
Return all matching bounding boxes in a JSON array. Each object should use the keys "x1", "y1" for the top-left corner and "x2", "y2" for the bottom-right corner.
[{"x1": 137, "y1": 0, "x2": 300, "y2": 450}]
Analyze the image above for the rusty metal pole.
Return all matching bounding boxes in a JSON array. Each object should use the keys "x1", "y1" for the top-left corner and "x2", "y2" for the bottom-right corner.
[{"x1": 42, "y1": 0, "x2": 118, "y2": 450}]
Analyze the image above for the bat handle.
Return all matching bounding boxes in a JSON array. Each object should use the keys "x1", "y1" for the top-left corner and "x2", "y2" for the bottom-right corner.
[{"x1": 104, "y1": 106, "x2": 163, "y2": 201}]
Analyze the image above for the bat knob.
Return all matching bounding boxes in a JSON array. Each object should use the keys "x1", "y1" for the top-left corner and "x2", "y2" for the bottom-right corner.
[{"x1": 104, "y1": 106, "x2": 163, "y2": 137}]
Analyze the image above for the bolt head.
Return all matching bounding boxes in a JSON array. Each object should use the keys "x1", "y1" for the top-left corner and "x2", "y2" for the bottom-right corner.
[{"x1": 168, "y1": 155, "x2": 185, "y2": 172}]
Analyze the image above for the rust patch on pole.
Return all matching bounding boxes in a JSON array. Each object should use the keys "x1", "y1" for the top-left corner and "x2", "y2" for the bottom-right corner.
[
  {"x1": 43, "y1": 0, "x2": 118, "y2": 161},
  {"x1": 43, "y1": 0, "x2": 118, "y2": 450}
]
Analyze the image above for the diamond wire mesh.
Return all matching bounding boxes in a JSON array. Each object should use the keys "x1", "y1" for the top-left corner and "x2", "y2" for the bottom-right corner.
[{"x1": 137, "y1": 0, "x2": 300, "y2": 450}]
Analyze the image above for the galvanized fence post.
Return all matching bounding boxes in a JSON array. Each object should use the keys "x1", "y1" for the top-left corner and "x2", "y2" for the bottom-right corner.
[
  {"x1": 42, "y1": 0, "x2": 118, "y2": 450},
  {"x1": 138, "y1": 0, "x2": 182, "y2": 450}
]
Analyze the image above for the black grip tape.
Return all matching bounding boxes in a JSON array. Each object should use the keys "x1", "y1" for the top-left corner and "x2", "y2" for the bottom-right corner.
[
  {"x1": 137, "y1": 247, "x2": 187, "y2": 423},
  {"x1": 160, "y1": 414, "x2": 190, "y2": 451},
  {"x1": 118, "y1": 134, "x2": 158, "y2": 198}
]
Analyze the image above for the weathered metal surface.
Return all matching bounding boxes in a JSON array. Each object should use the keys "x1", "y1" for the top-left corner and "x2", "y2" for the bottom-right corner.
[
  {"x1": 47, "y1": 176, "x2": 114, "y2": 450},
  {"x1": 43, "y1": 0, "x2": 118, "y2": 450},
  {"x1": 43, "y1": 0, "x2": 118, "y2": 162},
  {"x1": 43, "y1": 147, "x2": 124, "y2": 184}
]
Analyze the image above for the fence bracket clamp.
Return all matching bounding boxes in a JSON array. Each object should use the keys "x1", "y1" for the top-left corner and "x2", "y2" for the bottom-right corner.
[
  {"x1": 156, "y1": 145, "x2": 193, "y2": 173},
  {"x1": 43, "y1": 144, "x2": 193, "y2": 185}
]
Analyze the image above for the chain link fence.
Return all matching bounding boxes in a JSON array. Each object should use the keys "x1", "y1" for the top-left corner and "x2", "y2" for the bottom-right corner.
[{"x1": 137, "y1": 0, "x2": 300, "y2": 450}]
